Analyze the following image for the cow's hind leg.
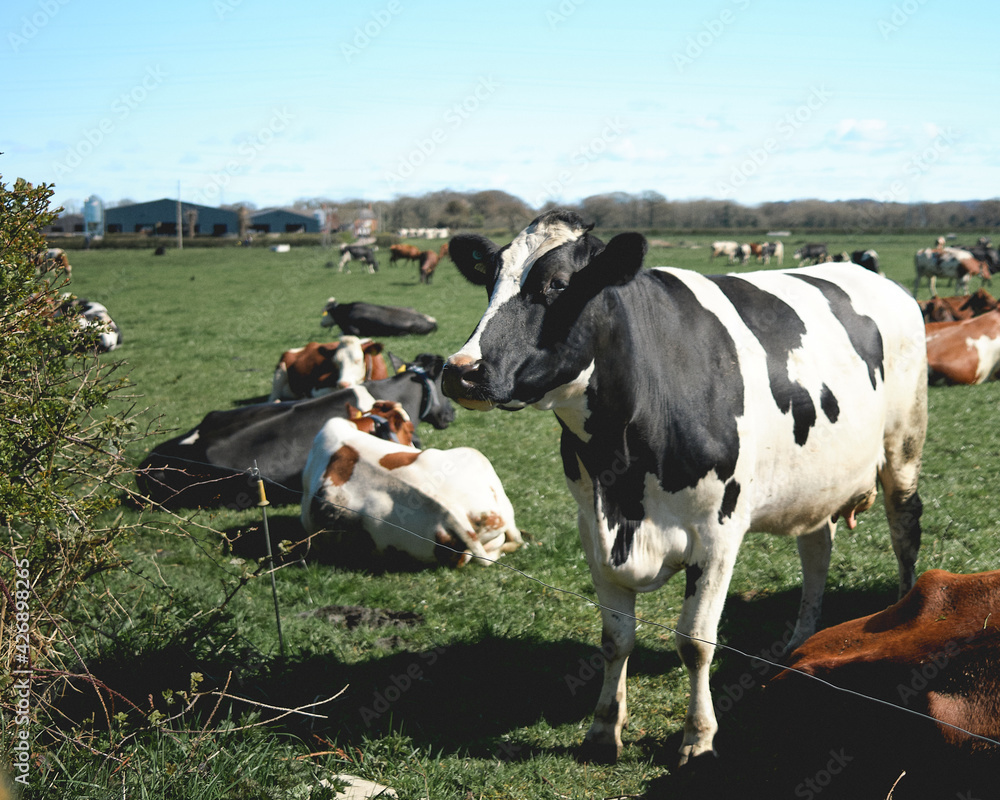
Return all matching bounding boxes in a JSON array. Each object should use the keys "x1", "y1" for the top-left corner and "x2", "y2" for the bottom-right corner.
[
  {"x1": 786, "y1": 519, "x2": 836, "y2": 653},
  {"x1": 581, "y1": 580, "x2": 635, "y2": 764}
]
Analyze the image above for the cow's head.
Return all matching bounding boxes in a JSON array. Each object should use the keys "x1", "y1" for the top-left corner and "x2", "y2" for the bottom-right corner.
[
  {"x1": 404, "y1": 353, "x2": 456, "y2": 429},
  {"x1": 443, "y1": 210, "x2": 647, "y2": 411},
  {"x1": 332, "y1": 335, "x2": 367, "y2": 388},
  {"x1": 320, "y1": 298, "x2": 338, "y2": 328}
]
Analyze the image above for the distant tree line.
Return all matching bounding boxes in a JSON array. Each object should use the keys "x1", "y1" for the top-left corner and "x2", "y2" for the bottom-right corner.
[
  {"x1": 289, "y1": 190, "x2": 1000, "y2": 235},
  {"x1": 92, "y1": 190, "x2": 1000, "y2": 236}
]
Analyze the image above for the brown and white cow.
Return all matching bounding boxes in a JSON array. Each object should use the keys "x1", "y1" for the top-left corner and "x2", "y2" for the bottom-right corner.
[
  {"x1": 925, "y1": 309, "x2": 1000, "y2": 385},
  {"x1": 268, "y1": 336, "x2": 387, "y2": 401},
  {"x1": 775, "y1": 569, "x2": 1000, "y2": 751},
  {"x1": 301, "y1": 411, "x2": 524, "y2": 567},
  {"x1": 33, "y1": 247, "x2": 72, "y2": 281}
]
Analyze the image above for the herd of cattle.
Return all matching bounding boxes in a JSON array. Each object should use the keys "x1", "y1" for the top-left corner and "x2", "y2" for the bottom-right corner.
[
  {"x1": 41, "y1": 220, "x2": 999, "y2": 778},
  {"x1": 337, "y1": 241, "x2": 449, "y2": 284},
  {"x1": 135, "y1": 290, "x2": 527, "y2": 569}
]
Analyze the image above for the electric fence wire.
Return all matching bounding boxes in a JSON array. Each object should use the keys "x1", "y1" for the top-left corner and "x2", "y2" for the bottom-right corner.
[{"x1": 133, "y1": 452, "x2": 1000, "y2": 750}]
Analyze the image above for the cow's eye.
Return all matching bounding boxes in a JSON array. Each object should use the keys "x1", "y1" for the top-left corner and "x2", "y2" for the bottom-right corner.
[{"x1": 544, "y1": 277, "x2": 569, "y2": 302}]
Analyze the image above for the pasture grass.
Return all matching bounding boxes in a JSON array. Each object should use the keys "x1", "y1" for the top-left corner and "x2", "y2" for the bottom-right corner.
[{"x1": 43, "y1": 231, "x2": 1000, "y2": 798}]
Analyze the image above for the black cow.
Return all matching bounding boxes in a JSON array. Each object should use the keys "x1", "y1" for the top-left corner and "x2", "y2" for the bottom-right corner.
[
  {"x1": 320, "y1": 298, "x2": 438, "y2": 336},
  {"x1": 851, "y1": 248, "x2": 880, "y2": 273},
  {"x1": 793, "y1": 242, "x2": 827, "y2": 265},
  {"x1": 338, "y1": 244, "x2": 379, "y2": 273},
  {"x1": 442, "y1": 210, "x2": 927, "y2": 766},
  {"x1": 135, "y1": 355, "x2": 455, "y2": 509}
]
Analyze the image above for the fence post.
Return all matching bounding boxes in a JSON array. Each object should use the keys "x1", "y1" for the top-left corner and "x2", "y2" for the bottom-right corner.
[{"x1": 253, "y1": 462, "x2": 285, "y2": 657}]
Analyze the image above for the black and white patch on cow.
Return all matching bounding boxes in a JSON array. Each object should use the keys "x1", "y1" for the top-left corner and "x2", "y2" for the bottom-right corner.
[{"x1": 443, "y1": 210, "x2": 927, "y2": 766}]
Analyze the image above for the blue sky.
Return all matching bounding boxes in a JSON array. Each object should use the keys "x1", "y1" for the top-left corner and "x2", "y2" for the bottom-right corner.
[{"x1": 4, "y1": 0, "x2": 998, "y2": 213}]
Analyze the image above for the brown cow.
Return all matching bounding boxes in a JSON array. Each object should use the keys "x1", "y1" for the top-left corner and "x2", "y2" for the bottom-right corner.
[
  {"x1": 760, "y1": 570, "x2": 1000, "y2": 796},
  {"x1": 268, "y1": 337, "x2": 388, "y2": 401},
  {"x1": 418, "y1": 249, "x2": 439, "y2": 284},
  {"x1": 925, "y1": 309, "x2": 1000, "y2": 384},
  {"x1": 390, "y1": 243, "x2": 422, "y2": 266},
  {"x1": 776, "y1": 569, "x2": 1000, "y2": 749}
]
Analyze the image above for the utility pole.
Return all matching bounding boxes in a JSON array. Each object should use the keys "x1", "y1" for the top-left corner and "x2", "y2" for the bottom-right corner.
[{"x1": 176, "y1": 181, "x2": 183, "y2": 250}]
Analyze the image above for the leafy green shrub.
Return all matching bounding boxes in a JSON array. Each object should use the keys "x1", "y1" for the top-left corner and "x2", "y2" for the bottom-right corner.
[{"x1": 0, "y1": 176, "x2": 143, "y2": 758}]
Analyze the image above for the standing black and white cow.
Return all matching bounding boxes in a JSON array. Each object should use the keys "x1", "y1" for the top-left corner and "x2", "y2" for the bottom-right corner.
[
  {"x1": 338, "y1": 244, "x2": 379, "y2": 273},
  {"x1": 442, "y1": 210, "x2": 927, "y2": 766}
]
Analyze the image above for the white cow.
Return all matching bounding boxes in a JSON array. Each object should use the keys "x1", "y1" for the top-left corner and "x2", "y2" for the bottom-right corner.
[
  {"x1": 301, "y1": 417, "x2": 524, "y2": 567},
  {"x1": 710, "y1": 240, "x2": 740, "y2": 263}
]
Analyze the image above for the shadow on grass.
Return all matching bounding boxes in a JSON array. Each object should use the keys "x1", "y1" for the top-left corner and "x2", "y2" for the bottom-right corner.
[
  {"x1": 232, "y1": 394, "x2": 271, "y2": 406},
  {"x1": 52, "y1": 565, "x2": 996, "y2": 800}
]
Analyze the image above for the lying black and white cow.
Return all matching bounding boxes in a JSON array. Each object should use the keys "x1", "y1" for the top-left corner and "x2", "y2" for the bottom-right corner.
[
  {"x1": 338, "y1": 244, "x2": 379, "y2": 273},
  {"x1": 58, "y1": 297, "x2": 122, "y2": 353},
  {"x1": 135, "y1": 355, "x2": 455, "y2": 509},
  {"x1": 792, "y1": 242, "x2": 827, "y2": 265},
  {"x1": 850, "y1": 248, "x2": 880, "y2": 274},
  {"x1": 442, "y1": 210, "x2": 927, "y2": 765},
  {"x1": 320, "y1": 297, "x2": 438, "y2": 336}
]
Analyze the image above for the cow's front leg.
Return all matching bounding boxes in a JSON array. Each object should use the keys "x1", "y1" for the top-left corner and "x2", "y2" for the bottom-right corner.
[
  {"x1": 675, "y1": 541, "x2": 742, "y2": 766},
  {"x1": 787, "y1": 519, "x2": 835, "y2": 653},
  {"x1": 581, "y1": 580, "x2": 635, "y2": 763}
]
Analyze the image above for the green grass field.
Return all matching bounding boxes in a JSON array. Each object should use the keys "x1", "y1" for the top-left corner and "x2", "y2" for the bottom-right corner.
[{"x1": 44, "y1": 231, "x2": 1000, "y2": 798}]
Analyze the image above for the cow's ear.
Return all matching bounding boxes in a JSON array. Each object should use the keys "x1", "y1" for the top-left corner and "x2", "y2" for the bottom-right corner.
[
  {"x1": 365, "y1": 341, "x2": 384, "y2": 355},
  {"x1": 387, "y1": 351, "x2": 406, "y2": 373},
  {"x1": 579, "y1": 232, "x2": 648, "y2": 289},
  {"x1": 448, "y1": 234, "x2": 497, "y2": 286}
]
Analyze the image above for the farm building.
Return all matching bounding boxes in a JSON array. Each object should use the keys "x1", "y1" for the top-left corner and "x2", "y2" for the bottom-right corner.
[
  {"x1": 353, "y1": 207, "x2": 378, "y2": 237},
  {"x1": 42, "y1": 213, "x2": 84, "y2": 235},
  {"x1": 104, "y1": 199, "x2": 239, "y2": 236},
  {"x1": 249, "y1": 208, "x2": 320, "y2": 234}
]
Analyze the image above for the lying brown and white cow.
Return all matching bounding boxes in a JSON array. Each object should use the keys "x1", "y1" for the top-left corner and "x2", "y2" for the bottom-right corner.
[
  {"x1": 301, "y1": 408, "x2": 523, "y2": 567},
  {"x1": 33, "y1": 247, "x2": 72, "y2": 281},
  {"x1": 775, "y1": 569, "x2": 1000, "y2": 751},
  {"x1": 268, "y1": 336, "x2": 387, "y2": 401},
  {"x1": 925, "y1": 309, "x2": 1000, "y2": 385},
  {"x1": 918, "y1": 288, "x2": 998, "y2": 323}
]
